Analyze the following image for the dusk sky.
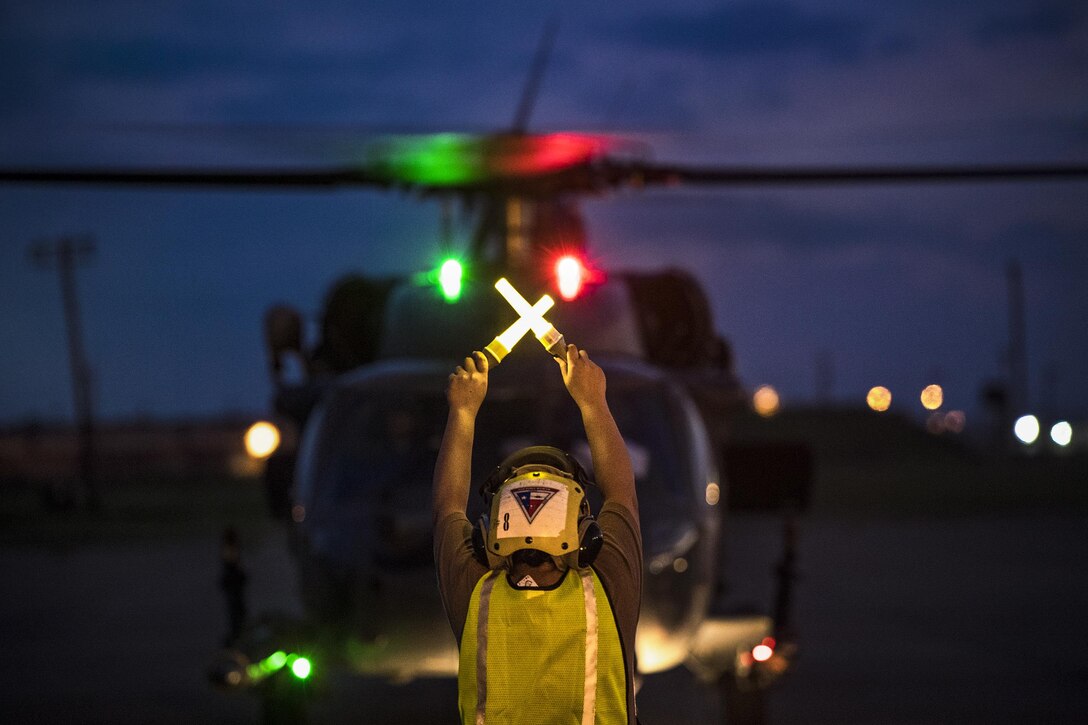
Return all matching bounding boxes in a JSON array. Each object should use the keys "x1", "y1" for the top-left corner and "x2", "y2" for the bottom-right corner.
[{"x1": 2, "y1": 1, "x2": 1086, "y2": 428}]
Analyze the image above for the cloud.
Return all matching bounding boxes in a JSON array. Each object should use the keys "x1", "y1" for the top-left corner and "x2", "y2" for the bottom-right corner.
[
  {"x1": 2, "y1": 0, "x2": 1087, "y2": 419},
  {"x1": 620, "y1": 3, "x2": 871, "y2": 63},
  {"x1": 974, "y1": 2, "x2": 1085, "y2": 44}
]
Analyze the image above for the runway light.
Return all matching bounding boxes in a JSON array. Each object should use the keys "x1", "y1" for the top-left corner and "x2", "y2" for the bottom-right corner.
[
  {"x1": 244, "y1": 421, "x2": 280, "y2": 459},
  {"x1": 753, "y1": 385, "x2": 780, "y2": 417},
  {"x1": 1051, "y1": 421, "x2": 1073, "y2": 447},
  {"x1": 867, "y1": 386, "x2": 892, "y2": 412},
  {"x1": 920, "y1": 384, "x2": 944, "y2": 410},
  {"x1": 1014, "y1": 415, "x2": 1040, "y2": 445},
  {"x1": 438, "y1": 258, "x2": 463, "y2": 302},
  {"x1": 752, "y1": 644, "x2": 774, "y2": 662}
]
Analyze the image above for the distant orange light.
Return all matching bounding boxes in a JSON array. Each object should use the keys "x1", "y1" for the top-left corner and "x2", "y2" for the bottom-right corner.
[
  {"x1": 867, "y1": 386, "x2": 892, "y2": 412},
  {"x1": 921, "y1": 384, "x2": 944, "y2": 410},
  {"x1": 753, "y1": 385, "x2": 780, "y2": 417},
  {"x1": 244, "y1": 421, "x2": 280, "y2": 459}
]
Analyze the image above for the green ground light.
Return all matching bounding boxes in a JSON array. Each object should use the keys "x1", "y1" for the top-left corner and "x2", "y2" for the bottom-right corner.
[
  {"x1": 245, "y1": 651, "x2": 312, "y2": 683},
  {"x1": 290, "y1": 656, "x2": 312, "y2": 680}
]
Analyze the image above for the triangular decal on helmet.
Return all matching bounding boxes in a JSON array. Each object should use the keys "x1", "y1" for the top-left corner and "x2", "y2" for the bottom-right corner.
[{"x1": 513, "y1": 486, "x2": 559, "y2": 523}]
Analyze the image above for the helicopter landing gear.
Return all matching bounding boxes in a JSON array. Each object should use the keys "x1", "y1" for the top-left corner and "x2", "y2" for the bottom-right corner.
[{"x1": 719, "y1": 675, "x2": 767, "y2": 725}]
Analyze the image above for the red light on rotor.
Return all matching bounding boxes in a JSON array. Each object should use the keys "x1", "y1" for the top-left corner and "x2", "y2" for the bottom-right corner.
[{"x1": 555, "y1": 255, "x2": 586, "y2": 301}]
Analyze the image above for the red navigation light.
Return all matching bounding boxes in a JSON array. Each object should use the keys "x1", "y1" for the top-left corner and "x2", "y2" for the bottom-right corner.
[{"x1": 555, "y1": 255, "x2": 586, "y2": 301}]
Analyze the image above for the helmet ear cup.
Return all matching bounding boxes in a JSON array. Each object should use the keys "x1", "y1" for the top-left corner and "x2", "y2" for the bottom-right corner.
[
  {"x1": 472, "y1": 513, "x2": 508, "y2": 570},
  {"x1": 576, "y1": 516, "x2": 603, "y2": 568},
  {"x1": 471, "y1": 514, "x2": 490, "y2": 568}
]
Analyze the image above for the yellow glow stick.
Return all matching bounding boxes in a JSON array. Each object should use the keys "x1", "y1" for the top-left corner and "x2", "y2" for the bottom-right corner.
[
  {"x1": 484, "y1": 294, "x2": 554, "y2": 364},
  {"x1": 493, "y1": 278, "x2": 567, "y2": 356},
  {"x1": 495, "y1": 278, "x2": 551, "y2": 336}
]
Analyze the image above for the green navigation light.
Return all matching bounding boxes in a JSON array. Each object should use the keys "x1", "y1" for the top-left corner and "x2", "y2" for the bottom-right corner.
[{"x1": 439, "y1": 258, "x2": 463, "y2": 302}]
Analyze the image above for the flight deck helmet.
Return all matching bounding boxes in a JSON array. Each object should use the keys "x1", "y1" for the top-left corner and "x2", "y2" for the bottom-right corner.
[{"x1": 472, "y1": 446, "x2": 603, "y2": 571}]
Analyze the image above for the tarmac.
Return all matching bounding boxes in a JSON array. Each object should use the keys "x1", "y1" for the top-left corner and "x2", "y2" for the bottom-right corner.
[{"x1": 2, "y1": 511, "x2": 1086, "y2": 723}]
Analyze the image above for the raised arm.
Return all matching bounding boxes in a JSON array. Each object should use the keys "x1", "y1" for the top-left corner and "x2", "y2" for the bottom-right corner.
[
  {"x1": 556, "y1": 345, "x2": 637, "y2": 515},
  {"x1": 432, "y1": 351, "x2": 489, "y2": 526}
]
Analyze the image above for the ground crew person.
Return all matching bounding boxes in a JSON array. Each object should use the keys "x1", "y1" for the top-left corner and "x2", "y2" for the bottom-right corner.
[{"x1": 433, "y1": 345, "x2": 642, "y2": 725}]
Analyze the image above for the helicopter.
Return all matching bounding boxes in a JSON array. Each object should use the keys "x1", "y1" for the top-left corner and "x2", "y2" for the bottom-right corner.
[
  {"x1": 238, "y1": 127, "x2": 800, "y2": 724},
  {"x1": 0, "y1": 127, "x2": 814, "y2": 721},
  {"x1": 5, "y1": 36, "x2": 1088, "y2": 722}
]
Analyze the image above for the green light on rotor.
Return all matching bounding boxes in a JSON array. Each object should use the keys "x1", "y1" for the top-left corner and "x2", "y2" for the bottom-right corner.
[
  {"x1": 439, "y1": 258, "x2": 463, "y2": 302},
  {"x1": 373, "y1": 134, "x2": 485, "y2": 185}
]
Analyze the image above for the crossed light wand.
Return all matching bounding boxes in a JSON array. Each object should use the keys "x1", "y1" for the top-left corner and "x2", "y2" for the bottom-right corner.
[{"x1": 483, "y1": 278, "x2": 567, "y2": 365}]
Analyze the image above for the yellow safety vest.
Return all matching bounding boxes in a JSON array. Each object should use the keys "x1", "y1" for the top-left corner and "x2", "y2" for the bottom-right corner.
[{"x1": 458, "y1": 568, "x2": 627, "y2": 725}]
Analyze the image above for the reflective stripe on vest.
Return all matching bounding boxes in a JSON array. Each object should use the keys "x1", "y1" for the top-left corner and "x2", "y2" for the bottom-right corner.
[{"x1": 458, "y1": 568, "x2": 627, "y2": 725}]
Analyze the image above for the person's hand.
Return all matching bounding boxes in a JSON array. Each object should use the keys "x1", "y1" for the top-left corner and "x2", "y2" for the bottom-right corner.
[
  {"x1": 556, "y1": 344, "x2": 606, "y2": 410},
  {"x1": 447, "y1": 351, "x2": 489, "y2": 417}
]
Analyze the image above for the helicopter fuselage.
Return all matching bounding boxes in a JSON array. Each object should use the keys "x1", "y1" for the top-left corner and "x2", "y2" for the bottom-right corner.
[{"x1": 283, "y1": 276, "x2": 724, "y2": 679}]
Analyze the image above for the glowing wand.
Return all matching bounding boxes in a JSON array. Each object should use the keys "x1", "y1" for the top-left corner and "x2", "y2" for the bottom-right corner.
[
  {"x1": 483, "y1": 293, "x2": 556, "y2": 365},
  {"x1": 493, "y1": 278, "x2": 567, "y2": 357}
]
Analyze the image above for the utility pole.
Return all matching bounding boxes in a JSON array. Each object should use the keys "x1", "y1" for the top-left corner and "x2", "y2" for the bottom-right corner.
[
  {"x1": 1006, "y1": 260, "x2": 1029, "y2": 417},
  {"x1": 28, "y1": 235, "x2": 99, "y2": 510}
]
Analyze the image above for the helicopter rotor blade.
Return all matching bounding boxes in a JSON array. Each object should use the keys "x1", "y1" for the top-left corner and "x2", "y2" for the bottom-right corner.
[
  {"x1": 598, "y1": 160, "x2": 1088, "y2": 188},
  {"x1": 3, "y1": 157, "x2": 1088, "y2": 195},
  {"x1": 0, "y1": 167, "x2": 395, "y2": 190}
]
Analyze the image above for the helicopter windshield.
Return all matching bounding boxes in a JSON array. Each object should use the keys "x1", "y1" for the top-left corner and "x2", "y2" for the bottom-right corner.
[{"x1": 296, "y1": 368, "x2": 697, "y2": 566}]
